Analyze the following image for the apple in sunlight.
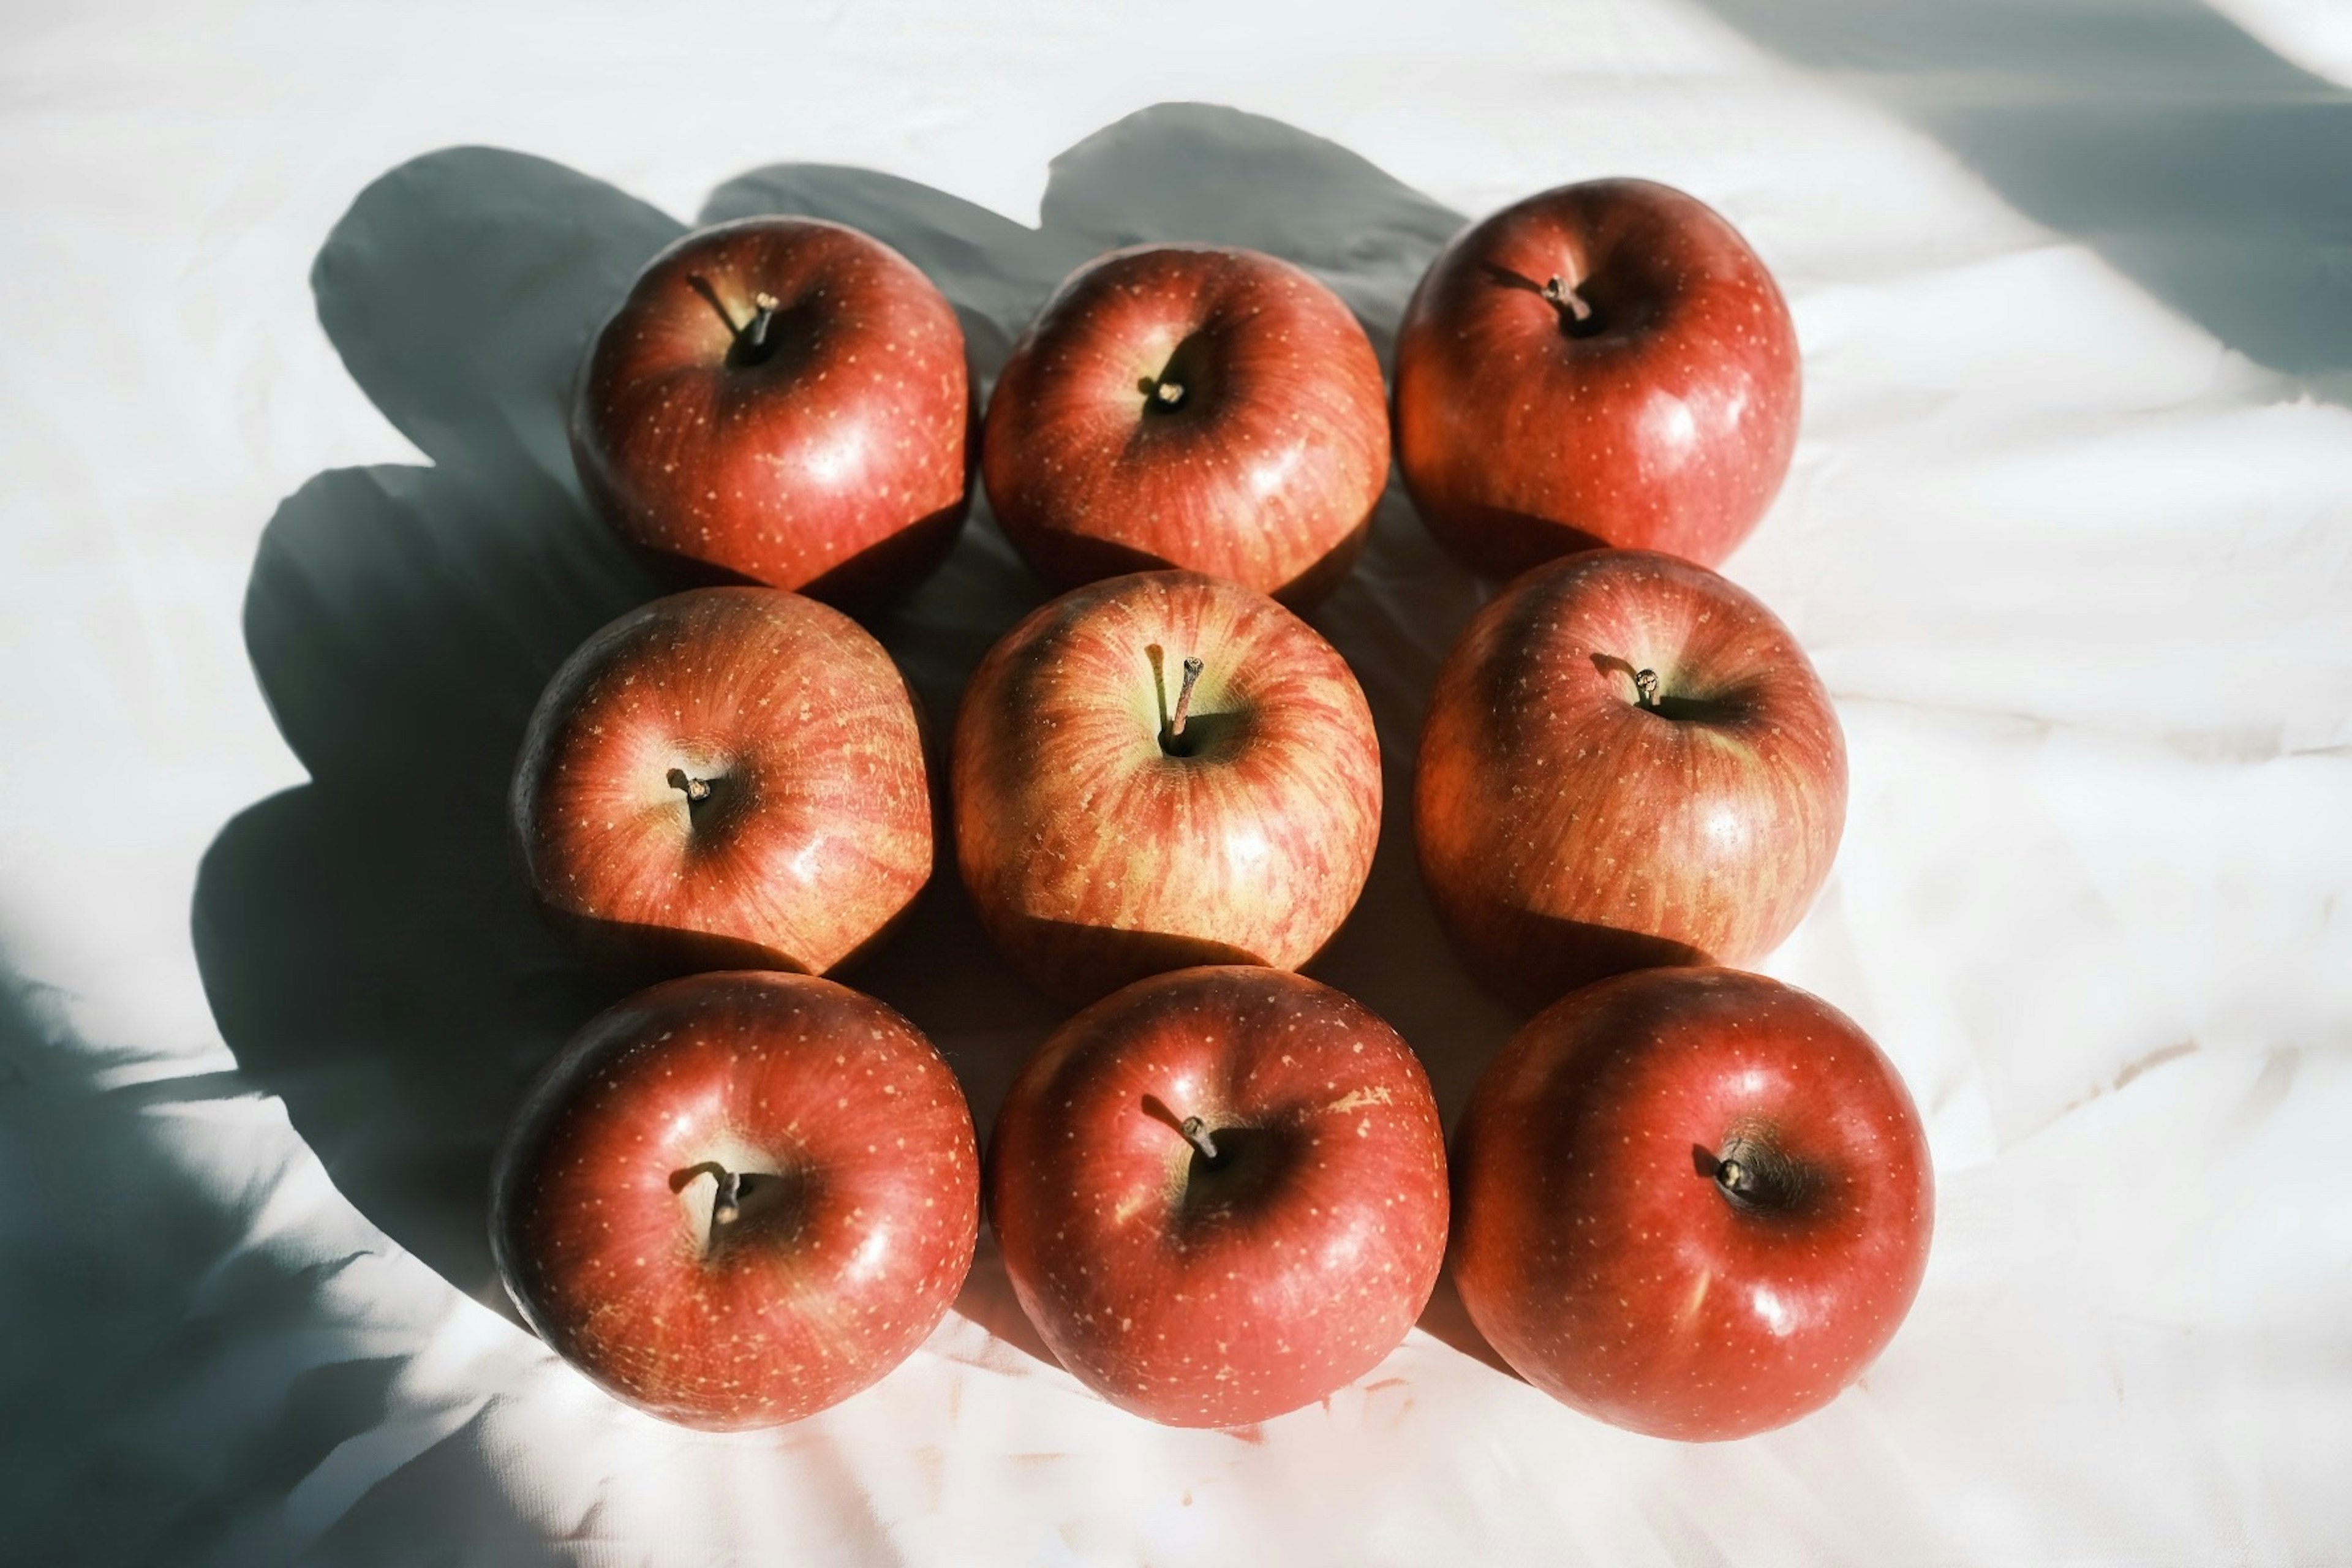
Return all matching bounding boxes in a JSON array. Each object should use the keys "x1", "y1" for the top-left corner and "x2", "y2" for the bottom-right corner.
[
  {"x1": 1393, "y1": 178, "x2": 1801, "y2": 578},
  {"x1": 952, "y1": 570, "x2": 1381, "y2": 1004},
  {"x1": 1450, "y1": 966, "x2": 1932, "y2": 1440},
  {"x1": 987, "y1": 965, "x2": 1449, "y2": 1427},
  {"x1": 982, "y1": 243, "x2": 1389, "y2": 605},
  {"x1": 1416, "y1": 549, "x2": 1844, "y2": 1009},
  {"x1": 570, "y1": 216, "x2": 971, "y2": 608},
  {"x1": 511, "y1": 586, "x2": 933, "y2": 979},
  {"x1": 491, "y1": 970, "x2": 979, "y2": 1430}
]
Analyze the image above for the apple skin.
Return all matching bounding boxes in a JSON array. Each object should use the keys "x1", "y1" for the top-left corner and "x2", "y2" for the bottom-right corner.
[
  {"x1": 512, "y1": 586, "x2": 933, "y2": 979},
  {"x1": 1416, "y1": 549, "x2": 1844, "y2": 1010},
  {"x1": 491, "y1": 970, "x2": 979, "y2": 1430},
  {"x1": 986, "y1": 966, "x2": 1449, "y2": 1427},
  {"x1": 1393, "y1": 178, "x2": 1800, "y2": 579},
  {"x1": 570, "y1": 216, "x2": 971, "y2": 609},
  {"x1": 1451, "y1": 966, "x2": 1932, "y2": 1440},
  {"x1": 953, "y1": 570, "x2": 1381, "y2": 1005},
  {"x1": 982, "y1": 244, "x2": 1389, "y2": 606}
]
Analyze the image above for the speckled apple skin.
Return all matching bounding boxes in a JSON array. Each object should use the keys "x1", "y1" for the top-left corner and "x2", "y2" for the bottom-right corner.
[
  {"x1": 491, "y1": 971, "x2": 980, "y2": 1431},
  {"x1": 953, "y1": 570, "x2": 1381, "y2": 1005},
  {"x1": 512, "y1": 587, "x2": 933, "y2": 978},
  {"x1": 1393, "y1": 178, "x2": 1800, "y2": 579},
  {"x1": 571, "y1": 216, "x2": 971, "y2": 607},
  {"x1": 1416, "y1": 549, "x2": 1844, "y2": 1009},
  {"x1": 1451, "y1": 967, "x2": 1932, "y2": 1441},
  {"x1": 983, "y1": 244, "x2": 1389, "y2": 606},
  {"x1": 986, "y1": 967, "x2": 1449, "y2": 1428}
]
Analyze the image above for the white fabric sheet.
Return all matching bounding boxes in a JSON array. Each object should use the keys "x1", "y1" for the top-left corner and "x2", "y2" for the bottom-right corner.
[{"x1": 4, "y1": 1, "x2": 2350, "y2": 1562}]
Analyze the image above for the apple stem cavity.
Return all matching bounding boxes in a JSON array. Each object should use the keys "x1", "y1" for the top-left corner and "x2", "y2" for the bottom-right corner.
[
  {"x1": 1178, "y1": 1115, "x2": 1221, "y2": 1162},
  {"x1": 1542, "y1": 274, "x2": 1594, "y2": 325},
  {"x1": 1634, "y1": 668, "x2": 1662, "y2": 710},
  {"x1": 1697, "y1": 1141, "x2": 1805, "y2": 1212},
  {"x1": 712, "y1": 1167, "x2": 743, "y2": 1230},
  {"x1": 666, "y1": 766, "x2": 714, "y2": 805},
  {"x1": 687, "y1": 274, "x2": 783, "y2": 366}
]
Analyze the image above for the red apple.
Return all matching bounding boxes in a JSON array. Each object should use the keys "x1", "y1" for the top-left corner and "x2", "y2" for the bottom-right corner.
[
  {"x1": 987, "y1": 965, "x2": 1448, "y2": 1427},
  {"x1": 570, "y1": 216, "x2": 971, "y2": 608},
  {"x1": 1417, "y1": 549, "x2": 1844, "y2": 1009},
  {"x1": 1451, "y1": 966, "x2": 1932, "y2": 1439},
  {"x1": 982, "y1": 244, "x2": 1389, "y2": 606},
  {"x1": 1394, "y1": 178, "x2": 1800, "y2": 578},
  {"x1": 491, "y1": 970, "x2": 979, "y2": 1430},
  {"x1": 512, "y1": 586, "x2": 933, "y2": 978},
  {"x1": 953, "y1": 570, "x2": 1380, "y2": 1004}
]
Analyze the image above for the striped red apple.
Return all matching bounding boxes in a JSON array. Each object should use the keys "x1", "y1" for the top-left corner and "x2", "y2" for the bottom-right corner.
[{"x1": 953, "y1": 571, "x2": 1381, "y2": 1004}]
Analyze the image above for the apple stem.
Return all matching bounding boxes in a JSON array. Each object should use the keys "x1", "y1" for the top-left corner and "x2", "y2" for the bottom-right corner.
[
  {"x1": 1178, "y1": 1115, "x2": 1220, "y2": 1162},
  {"x1": 1542, "y1": 274, "x2": 1594, "y2": 324},
  {"x1": 666, "y1": 767, "x2": 714, "y2": 805},
  {"x1": 744, "y1": 291, "x2": 780, "y2": 352},
  {"x1": 1634, "y1": 669, "x2": 1661, "y2": 710},
  {"x1": 1713, "y1": 1156, "x2": 1754, "y2": 1199},
  {"x1": 1139, "y1": 369, "x2": 1189, "y2": 412},
  {"x1": 1168, "y1": 657, "x2": 1205, "y2": 739}
]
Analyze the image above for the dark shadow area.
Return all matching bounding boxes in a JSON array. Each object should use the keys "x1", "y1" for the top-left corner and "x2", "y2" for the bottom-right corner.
[
  {"x1": 0, "y1": 973, "x2": 236, "y2": 1562},
  {"x1": 1000, "y1": 916, "x2": 1270, "y2": 1009},
  {"x1": 193, "y1": 105, "x2": 1521, "y2": 1372},
  {"x1": 1414, "y1": 1267, "x2": 1522, "y2": 1382},
  {"x1": 1152, "y1": 706, "x2": 1251, "y2": 760},
  {"x1": 1434, "y1": 499, "x2": 1612, "y2": 584},
  {"x1": 681, "y1": 1162, "x2": 824, "y2": 1256},
  {"x1": 611, "y1": 491, "x2": 976, "y2": 615},
  {"x1": 949, "y1": 1229, "x2": 1065, "y2": 1371},
  {"x1": 302, "y1": 1408, "x2": 572, "y2": 1567},
  {"x1": 1174, "y1": 1122, "x2": 1289, "y2": 1227},
  {"x1": 1460, "y1": 905, "x2": 1709, "y2": 1016},
  {"x1": 535, "y1": 899, "x2": 818, "y2": 985},
  {"x1": 1005, "y1": 525, "x2": 1191, "y2": 603},
  {"x1": 1650, "y1": 692, "x2": 1751, "y2": 726},
  {"x1": 192, "y1": 148, "x2": 682, "y2": 1308},
  {"x1": 798, "y1": 495, "x2": 973, "y2": 611},
  {"x1": 0, "y1": 965, "x2": 554, "y2": 1562},
  {"x1": 1016, "y1": 505, "x2": 1376, "y2": 611},
  {"x1": 1696, "y1": 0, "x2": 2352, "y2": 390}
]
